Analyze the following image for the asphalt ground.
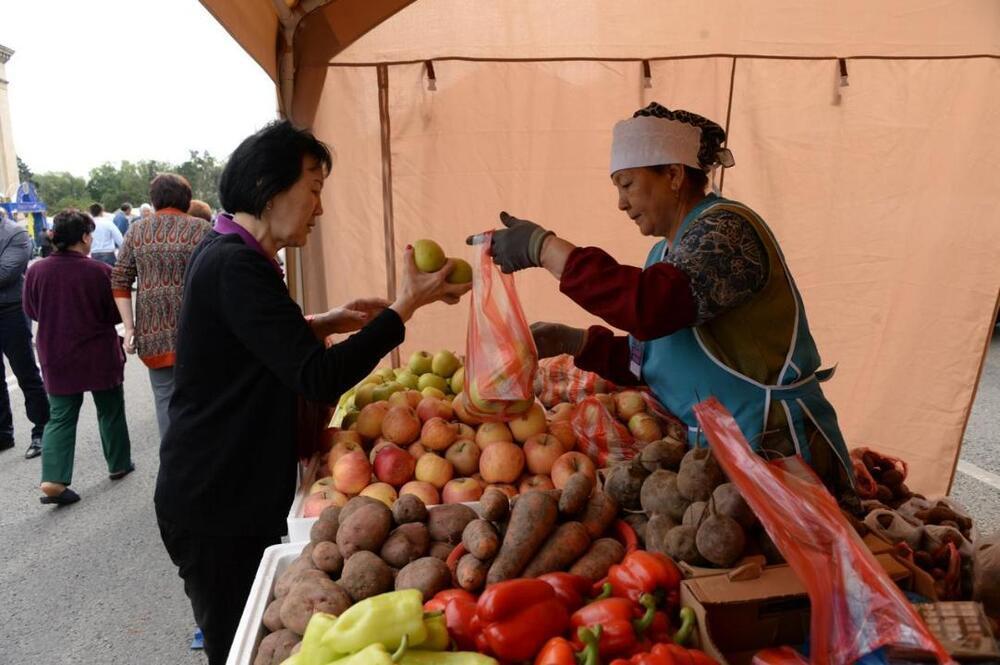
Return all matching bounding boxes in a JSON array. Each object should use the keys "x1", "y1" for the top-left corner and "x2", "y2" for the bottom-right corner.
[{"x1": 0, "y1": 331, "x2": 997, "y2": 664}]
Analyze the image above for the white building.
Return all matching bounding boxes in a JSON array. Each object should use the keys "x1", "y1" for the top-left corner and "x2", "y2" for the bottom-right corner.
[{"x1": 0, "y1": 44, "x2": 18, "y2": 199}]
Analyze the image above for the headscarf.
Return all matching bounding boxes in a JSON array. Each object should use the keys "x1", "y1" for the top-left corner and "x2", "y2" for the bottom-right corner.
[{"x1": 610, "y1": 102, "x2": 734, "y2": 176}]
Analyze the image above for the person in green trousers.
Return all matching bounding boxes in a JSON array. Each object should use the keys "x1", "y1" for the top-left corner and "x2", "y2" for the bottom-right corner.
[{"x1": 22, "y1": 209, "x2": 133, "y2": 505}]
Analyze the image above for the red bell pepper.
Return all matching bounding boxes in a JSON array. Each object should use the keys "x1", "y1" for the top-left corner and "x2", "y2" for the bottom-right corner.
[
  {"x1": 425, "y1": 588, "x2": 480, "y2": 651},
  {"x1": 538, "y1": 572, "x2": 595, "y2": 612},
  {"x1": 608, "y1": 551, "x2": 682, "y2": 606},
  {"x1": 570, "y1": 594, "x2": 657, "y2": 658},
  {"x1": 534, "y1": 628, "x2": 601, "y2": 665},
  {"x1": 608, "y1": 642, "x2": 720, "y2": 665},
  {"x1": 477, "y1": 579, "x2": 571, "y2": 662},
  {"x1": 645, "y1": 611, "x2": 673, "y2": 645},
  {"x1": 424, "y1": 588, "x2": 477, "y2": 613}
]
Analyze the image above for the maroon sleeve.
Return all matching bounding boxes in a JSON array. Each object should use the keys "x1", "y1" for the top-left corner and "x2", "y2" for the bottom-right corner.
[
  {"x1": 559, "y1": 246, "x2": 697, "y2": 341},
  {"x1": 574, "y1": 325, "x2": 644, "y2": 387}
]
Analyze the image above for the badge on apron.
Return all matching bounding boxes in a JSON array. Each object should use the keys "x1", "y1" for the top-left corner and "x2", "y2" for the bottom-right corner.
[{"x1": 629, "y1": 339, "x2": 644, "y2": 380}]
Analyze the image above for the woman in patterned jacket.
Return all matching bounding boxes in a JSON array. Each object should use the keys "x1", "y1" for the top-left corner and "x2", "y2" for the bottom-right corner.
[{"x1": 477, "y1": 103, "x2": 857, "y2": 504}]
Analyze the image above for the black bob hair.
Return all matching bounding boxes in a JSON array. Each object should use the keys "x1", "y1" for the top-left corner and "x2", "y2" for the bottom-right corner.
[
  {"x1": 219, "y1": 120, "x2": 333, "y2": 218},
  {"x1": 52, "y1": 209, "x2": 96, "y2": 251}
]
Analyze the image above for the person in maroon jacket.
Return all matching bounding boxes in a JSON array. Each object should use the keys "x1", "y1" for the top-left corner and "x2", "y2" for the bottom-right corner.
[{"x1": 23, "y1": 209, "x2": 134, "y2": 506}]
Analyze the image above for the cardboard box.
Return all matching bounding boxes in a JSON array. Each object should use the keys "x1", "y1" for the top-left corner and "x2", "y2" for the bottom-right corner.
[{"x1": 681, "y1": 553, "x2": 910, "y2": 665}]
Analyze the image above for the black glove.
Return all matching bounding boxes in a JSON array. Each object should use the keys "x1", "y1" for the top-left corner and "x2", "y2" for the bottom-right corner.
[
  {"x1": 468, "y1": 211, "x2": 553, "y2": 273},
  {"x1": 530, "y1": 322, "x2": 586, "y2": 359}
]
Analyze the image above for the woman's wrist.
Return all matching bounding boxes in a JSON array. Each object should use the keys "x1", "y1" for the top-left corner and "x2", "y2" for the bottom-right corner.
[
  {"x1": 540, "y1": 235, "x2": 576, "y2": 280},
  {"x1": 389, "y1": 297, "x2": 416, "y2": 323}
]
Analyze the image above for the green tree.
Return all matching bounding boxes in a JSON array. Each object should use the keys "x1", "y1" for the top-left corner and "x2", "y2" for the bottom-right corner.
[
  {"x1": 16, "y1": 156, "x2": 35, "y2": 186},
  {"x1": 176, "y1": 150, "x2": 224, "y2": 210},
  {"x1": 34, "y1": 172, "x2": 89, "y2": 212}
]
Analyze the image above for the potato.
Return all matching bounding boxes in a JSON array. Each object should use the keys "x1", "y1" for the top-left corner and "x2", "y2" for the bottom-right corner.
[
  {"x1": 274, "y1": 554, "x2": 322, "y2": 599},
  {"x1": 262, "y1": 597, "x2": 285, "y2": 632},
  {"x1": 487, "y1": 490, "x2": 559, "y2": 584},
  {"x1": 381, "y1": 523, "x2": 431, "y2": 568},
  {"x1": 644, "y1": 513, "x2": 678, "y2": 555},
  {"x1": 579, "y1": 490, "x2": 619, "y2": 540},
  {"x1": 569, "y1": 538, "x2": 626, "y2": 582},
  {"x1": 395, "y1": 556, "x2": 452, "y2": 600},
  {"x1": 392, "y1": 493, "x2": 429, "y2": 524},
  {"x1": 640, "y1": 470, "x2": 688, "y2": 521},
  {"x1": 639, "y1": 438, "x2": 686, "y2": 473},
  {"x1": 339, "y1": 495, "x2": 384, "y2": 524},
  {"x1": 429, "y1": 541, "x2": 456, "y2": 560},
  {"x1": 462, "y1": 519, "x2": 500, "y2": 561},
  {"x1": 455, "y1": 553, "x2": 489, "y2": 592},
  {"x1": 712, "y1": 483, "x2": 756, "y2": 529},
  {"x1": 695, "y1": 514, "x2": 747, "y2": 567},
  {"x1": 253, "y1": 629, "x2": 300, "y2": 665},
  {"x1": 682, "y1": 501, "x2": 708, "y2": 528},
  {"x1": 665, "y1": 525, "x2": 704, "y2": 565},
  {"x1": 559, "y1": 473, "x2": 594, "y2": 516},
  {"x1": 336, "y1": 501, "x2": 393, "y2": 558},
  {"x1": 310, "y1": 509, "x2": 341, "y2": 544},
  {"x1": 279, "y1": 577, "x2": 352, "y2": 635},
  {"x1": 677, "y1": 447, "x2": 724, "y2": 502},
  {"x1": 480, "y1": 489, "x2": 511, "y2": 522},
  {"x1": 523, "y1": 522, "x2": 592, "y2": 577},
  {"x1": 622, "y1": 513, "x2": 649, "y2": 546},
  {"x1": 311, "y1": 541, "x2": 345, "y2": 575},
  {"x1": 427, "y1": 503, "x2": 478, "y2": 545},
  {"x1": 603, "y1": 459, "x2": 647, "y2": 511},
  {"x1": 339, "y1": 551, "x2": 394, "y2": 602}
]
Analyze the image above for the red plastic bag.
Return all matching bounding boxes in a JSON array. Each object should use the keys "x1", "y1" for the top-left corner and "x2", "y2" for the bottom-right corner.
[
  {"x1": 534, "y1": 354, "x2": 618, "y2": 407},
  {"x1": 849, "y1": 447, "x2": 909, "y2": 500},
  {"x1": 693, "y1": 397, "x2": 954, "y2": 665},
  {"x1": 464, "y1": 232, "x2": 538, "y2": 421},
  {"x1": 570, "y1": 396, "x2": 636, "y2": 466}
]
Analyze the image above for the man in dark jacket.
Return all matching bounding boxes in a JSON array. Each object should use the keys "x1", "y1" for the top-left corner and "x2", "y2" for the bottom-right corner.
[{"x1": 0, "y1": 208, "x2": 49, "y2": 458}]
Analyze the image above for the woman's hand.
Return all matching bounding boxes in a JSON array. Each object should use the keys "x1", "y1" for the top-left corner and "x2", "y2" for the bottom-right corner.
[
  {"x1": 469, "y1": 212, "x2": 577, "y2": 279},
  {"x1": 123, "y1": 326, "x2": 136, "y2": 354},
  {"x1": 530, "y1": 321, "x2": 587, "y2": 359},
  {"x1": 391, "y1": 246, "x2": 472, "y2": 322},
  {"x1": 310, "y1": 298, "x2": 390, "y2": 337}
]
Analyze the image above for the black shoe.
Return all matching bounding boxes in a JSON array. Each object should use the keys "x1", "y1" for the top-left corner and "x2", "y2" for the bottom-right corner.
[
  {"x1": 40, "y1": 487, "x2": 81, "y2": 505},
  {"x1": 0, "y1": 439, "x2": 13, "y2": 452},
  {"x1": 109, "y1": 462, "x2": 135, "y2": 480},
  {"x1": 24, "y1": 436, "x2": 42, "y2": 459}
]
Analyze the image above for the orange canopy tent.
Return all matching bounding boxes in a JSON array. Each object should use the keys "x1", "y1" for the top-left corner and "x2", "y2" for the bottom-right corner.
[{"x1": 199, "y1": 0, "x2": 1000, "y2": 495}]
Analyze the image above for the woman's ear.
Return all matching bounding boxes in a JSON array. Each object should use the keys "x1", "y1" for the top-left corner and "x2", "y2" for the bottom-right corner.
[{"x1": 668, "y1": 164, "x2": 686, "y2": 193}]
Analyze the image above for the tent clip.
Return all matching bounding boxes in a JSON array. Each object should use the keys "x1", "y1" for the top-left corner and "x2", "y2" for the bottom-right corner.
[
  {"x1": 425, "y1": 60, "x2": 437, "y2": 91},
  {"x1": 838, "y1": 58, "x2": 849, "y2": 87},
  {"x1": 642, "y1": 60, "x2": 652, "y2": 89}
]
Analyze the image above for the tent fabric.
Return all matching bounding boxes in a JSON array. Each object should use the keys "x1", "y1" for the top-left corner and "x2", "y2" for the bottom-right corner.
[
  {"x1": 199, "y1": 0, "x2": 279, "y2": 81},
  {"x1": 199, "y1": 0, "x2": 1000, "y2": 496}
]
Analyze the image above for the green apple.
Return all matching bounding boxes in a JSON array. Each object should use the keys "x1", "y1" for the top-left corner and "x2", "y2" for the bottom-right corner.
[
  {"x1": 421, "y1": 386, "x2": 446, "y2": 400},
  {"x1": 354, "y1": 383, "x2": 377, "y2": 408},
  {"x1": 378, "y1": 367, "x2": 397, "y2": 381},
  {"x1": 413, "y1": 239, "x2": 446, "y2": 273},
  {"x1": 396, "y1": 371, "x2": 419, "y2": 390},
  {"x1": 431, "y1": 350, "x2": 461, "y2": 378},
  {"x1": 408, "y1": 350, "x2": 433, "y2": 375},
  {"x1": 418, "y1": 373, "x2": 449, "y2": 393},
  {"x1": 360, "y1": 374, "x2": 383, "y2": 386},
  {"x1": 446, "y1": 258, "x2": 472, "y2": 284},
  {"x1": 373, "y1": 381, "x2": 404, "y2": 402},
  {"x1": 450, "y1": 366, "x2": 465, "y2": 395}
]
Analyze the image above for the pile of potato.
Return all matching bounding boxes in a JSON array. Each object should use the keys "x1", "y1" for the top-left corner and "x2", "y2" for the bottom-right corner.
[
  {"x1": 255, "y1": 494, "x2": 478, "y2": 665},
  {"x1": 454, "y1": 476, "x2": 628, "y2": 591},
  {"x1": 603, "y1": 443, "x2": 778, "y2": 569},
  {"x1": 856, "y1": 448, "x2": 914, "y2": 509}
]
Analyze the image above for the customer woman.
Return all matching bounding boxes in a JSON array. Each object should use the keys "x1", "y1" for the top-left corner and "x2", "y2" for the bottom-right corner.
[
  {"x1": 478, "y1": 102, "x2": 856, "y2": 504},
  {"x1": 23, "y1": 209, "x2": 133, "y2": 506},
  {"x1": 155, "y1": 120, "x2": 470, "y2": 664}
]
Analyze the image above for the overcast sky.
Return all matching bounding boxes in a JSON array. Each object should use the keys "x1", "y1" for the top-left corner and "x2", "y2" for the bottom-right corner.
[{"x1": 2, "y1": 0, "x2": 278, "y2": 178}]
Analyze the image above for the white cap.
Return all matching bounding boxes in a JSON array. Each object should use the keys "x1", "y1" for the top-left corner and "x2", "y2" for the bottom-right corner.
[{"x1": 610, "y1": 115, "x2": 702, "y2": 176}]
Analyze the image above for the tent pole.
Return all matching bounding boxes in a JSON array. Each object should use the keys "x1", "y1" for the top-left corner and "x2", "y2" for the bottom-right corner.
[
  {"x1": 719, "y1": 57, "x2": 737, "y2": 194},
  {"x1": 378, "y1": 64, "x2": 401, "y2": 368}
]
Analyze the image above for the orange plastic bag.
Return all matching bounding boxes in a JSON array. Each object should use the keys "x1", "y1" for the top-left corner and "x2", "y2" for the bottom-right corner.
[
  {"x1": 534, "y1": 354, "x2": 618, "y2": 407},
  {"x1": 463, "y1": 232, "x2": 538, "y2": 421},
  {"x1": 693, "y1": 397, "x2": 954, "y2": 665},
  {"x1": 570, "y1": 396, "x2": 636, "y2": 466}
]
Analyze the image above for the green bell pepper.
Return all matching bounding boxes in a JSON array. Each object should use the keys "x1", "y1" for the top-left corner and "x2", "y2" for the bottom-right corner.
[
  {"x1": 322, "y1": 590, "x2": 428, "y2": 654},
  {"x1": 297, "y1": 612, "x2": 341, "y2": 665},
  {"x1": 397, "y1": 651, "x2": 498, "y2": 665},
  {"x1": 328, "y1": 637, "x2": 409, "y2": 665},
  {"x1": 420, "y1": 612, "x2": 449, "y2": 651}
]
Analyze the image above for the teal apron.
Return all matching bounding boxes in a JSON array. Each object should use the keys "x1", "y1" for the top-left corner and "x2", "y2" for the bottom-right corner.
[{"x1": 630, "y1": 194, "x2": 854, "y2": 485}]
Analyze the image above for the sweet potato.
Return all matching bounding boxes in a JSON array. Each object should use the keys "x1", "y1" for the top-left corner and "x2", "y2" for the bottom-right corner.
[
  {"x1": 579, "y1": 490, "x2": 619, "y2": 539},
  {"x1": 640, "y1": 470, "x2": 689, "y2": 520},
  {"x1": 676, "y1": 448, "x2": 724, "y2": 502},
  {"x1": 279, "y1": 577, "x2": 352, "y2": 634},
  {"x1": 262, "y1": 597, "x2": 285, "y2": 632},
  {"x1": 712, "y1": 483, "x2": 756, "y2": 529},
  {"x1": 644, "y1": 513, "x2": 678, "y2": 555},
  {"x1": 253, "y1": 629, "x2": 300, "y2": 665},
  {"x1": 462, "y1": 519, "x2": 500, "y2": 561},
  {"x1": 480, "y1": 488, "x2": 511, "y2": 522},
  {"x1": 392, "y1": 493, "x2": 429, "y2": 524},
  {"x1": 427, "y1": 503, "x2": 478, "y2": 545},
  {"x1": 336, "y1": 501, "x2": 393, "y2": 559},
  {"x1": 559, "y1": 473, "x2": 594, "y2": 516},
  {"x1": 455, "y1": 553, "x2": 489, "y2": 592},
  {"x1": 429, "y1": 541, "x2": 455, "y2": 560},
  {"x1": 311, "y1": 541, "x2": 344, "y2": 575},
  {"x1": 339, "y1": 551, "x2": 394, "y2": 602},
  {"x1": 569, "y1": 538, "x2": 626, "y2": 582},
  {"x1": 381, "y1": 522, "x2": 431, "y2": 568},
  {"x1": 639, "y1": 438, "x2": 686, "y2": 473},
  {"x1": 523, "y1": 522, "x2": 592, "y2": 577},
  {"x1": 310, "y1": 507, "x2": 341, "y2": 544},
  {"x1": 695, "y1": 514, "x2": 747, "y2": 567},
  {"x1": 603, "y1": 459, "x2": 647, "y2": 511},
  {"x1": 395, "y1": 556, "x2": 452, "y2": 600},
  {"x1": 487, "y1": 490, "x2": 559, "y2": 584}
]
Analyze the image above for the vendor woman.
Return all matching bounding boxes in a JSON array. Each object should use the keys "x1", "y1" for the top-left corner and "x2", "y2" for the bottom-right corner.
[{"x1": 479, "y1": 103, "x2": 856, "y2": 503}]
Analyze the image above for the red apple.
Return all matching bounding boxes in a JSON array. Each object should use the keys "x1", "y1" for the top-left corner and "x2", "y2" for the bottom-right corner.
[
  {"x1": 333, "y1": 450, "x2": 372, "y2": 495},
  {"x1": 547, "y1": 420, "x2": 577, "y2": 451},
  {"x1": 421, "y1": 417, "x2": 459, "y2": 452},
  {"x1": 356, "y1": 401, "x2": 390, "y2": 440},
  {"x1": 408, "y1": 442, "x2": 428, "y2": 460},
  {"x1": 479, "y1": 441, "x2": 525, "y2": 484},
  {"x1": 328, "y1": 440, "x2": 364, "y2": 475},
  {"x1": 302, "y1": 488, "x2": 348, "y2": 517},
  {"x1": 442, "y1": 478, "x2": 484, "y2": 504},
  {"x1": 614, "y1": 390, "x2": 647, "y2": 421},
  {"x1": 475, "y1": 422, "x2": 513, "y2": 449},
  {"x1": 484, "y1": 483, "x2": 518, "y2": 499},
  {"x1": 416, "y1": 397, "x2": 453, "y2": 423},
  {"x1": 374, "y1": 444, "x2": 417, "y2": 487},
  {"x1": 360, "y1": 482, "x2": 398, "y2": 507},
  {"x1": 550, "y1": 451, "x2": 597, "y2": 489},
  {"x1": 523, "y1": 433, "x2": 566, "y2": 475},
  {"x1": 456, "y1": 423, "x2": 475, "y2": 440},
  {"x1": 548, "y1": 403, "x2": 574, "y2": 422},
  {"x1": 415, "y1": 452, "x2": 454, "y2": 489},
  {"x1": 628, "y1": 413, "x2": 662, "y2": 443},
  {"x1": 509, "y1": 402, "x2": 547, "y2": 442},
  {"x1": 369, "y1": 438, "x2": 395, "y2": 464},
  {"x1": 381, "y1": 405, "x2": 421, "y2": 445},
  {"x1": 399, "y1": 480, "x2": 440, "y2": 506},
  {"x1": 445, "y1": 439, "x2": 481, "y2": 476},
  {"x1": 389, "y1": 389, "x2": 424, "y2": 410},
  {"x1": 519, "y1": 474, "x2": 555, "y2": 493},
  {"x1": 452, "y1": 393, "x2": 484, "y2": 426}
]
